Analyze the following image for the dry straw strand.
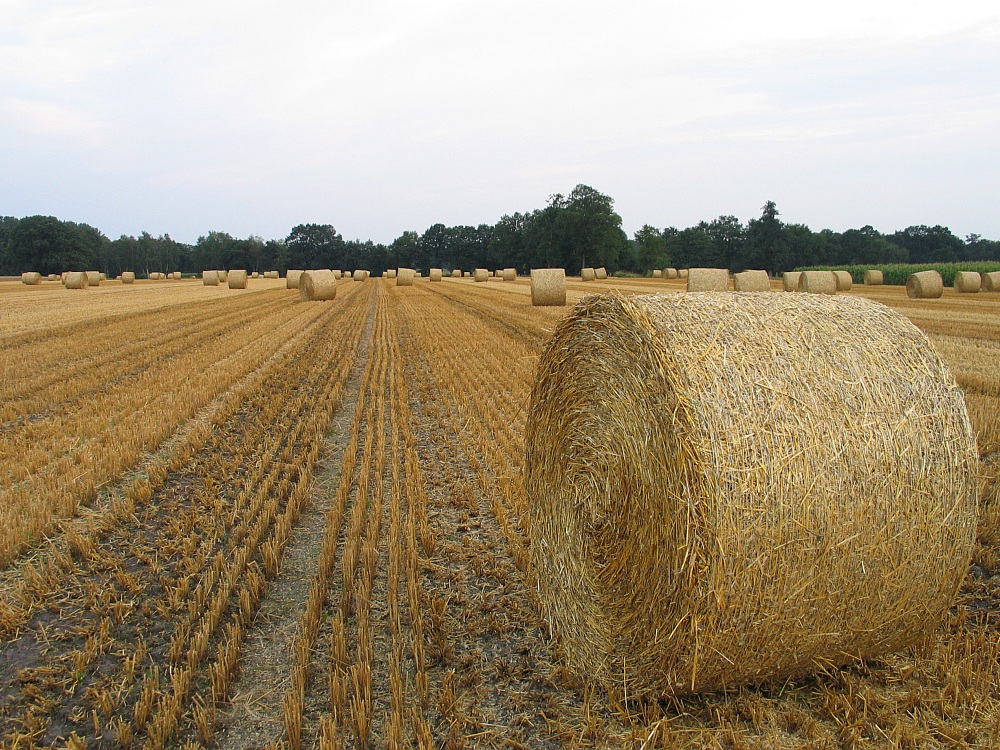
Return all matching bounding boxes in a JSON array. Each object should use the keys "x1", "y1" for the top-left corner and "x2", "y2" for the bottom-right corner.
[
  {"x1": 530, "y1": 268, "x2": 566, "y2": 306},
  {"x1": 228, "y1": 270, "x2": 249, "y2": 289},
  {"x1": 954, "y1": 271, "x2": 982, "y2": 293},
  {"x1": 782, "y1": 271, "x2": 801, "y2": 291},
  {"x1": 797, "y1": 270, "x2": 837, "y2": 294},
  {"x1": 686, "y1": 268, "x2": 730, "y2": 292},
  {"x1": 525, "y1": 291, "x2": 978, "y2": 699},
  {"x1": 299, "y1": 270, "x2": 337, "y2": 300},
  {"x1": 864, "y1": 269, "x2": 884, "y2": 285},
  {"x1": 733, "y1": 270, "x2": 770, "y2": 292},
  {"x1": 907, "y1": 270, "x2": 943, "y2": 299}
]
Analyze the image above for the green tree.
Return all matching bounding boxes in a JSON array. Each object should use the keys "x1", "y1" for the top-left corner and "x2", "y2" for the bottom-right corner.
[
  {"x1": 633, "y1": 225, "x2": 669, "y2": 272},
  {"x1": 7, "y1": 215, "x2": 100, "y2": 274},
  {"x1": 890, "y1": 225, "x2": 963, "y2": 263},
  {"x1": 285, "y1": 224, "x2": 345, "y2": 270}
]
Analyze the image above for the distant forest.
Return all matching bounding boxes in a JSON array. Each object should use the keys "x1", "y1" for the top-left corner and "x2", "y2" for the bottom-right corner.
[{"x1": 3, "y1": 185, "x2": 998, "y2": 278}]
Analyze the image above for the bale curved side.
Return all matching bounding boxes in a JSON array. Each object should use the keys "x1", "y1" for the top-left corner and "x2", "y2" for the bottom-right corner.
[
  {"x1": 388, "y1": 269, "x2": 397, "y2": 278},
  {"x1": 121, "y1": 271, "x2": 135, "y2": 284},
  {"x1": 86, "y1": 271, "x2": 101, "y2": 287},
  {"x1": 530, "y1": 269, "x2": 566, "y2": 306},
  {"x1": 228, "y1": 270, "x2": 249, "y2": 289},
  {"x1": 733, "y1": 270, "x2": 770, "y2": 292},
  {"x1": 907, "y1": 270, "x2": 943, "y2": 299},
  {"x1": 21, "y1": 272, "x2": 41, "y2": 285},
  {"x1": 954, "y1": 271, "x2": 982, "y2": 293},
  {"x1": 203, "y1": 270, "x2": 220, "y2": 286},
  {"x1": 397, "y1": 268, "x2": 416, "y2": 286},
  {"x1": 833, "y1": 270, "x2": 853, "y2": 291},
  {"x1": 665, "y1": 268, "x2": 678, "y2": 279},
  {"x1": 286, "y1": 270, "x2": 303, "y2": 289},
  {"x1": 299, "y1": 270, "x2": 337, "y2": 300},
  {"x1": 983, "y1": 271, "x2": 1000, "y2": 292},
  {"x1": 503, "y1": 268, "x2": 517, "y2": 281},
  {"x1": 525, "y1": 292, "x2": 977, "y2": 699},
  {"x1": 430, "y1": 268, "x2": 443, "y2": 282},
  {"x1": 581, "y1": 267, "x2": 596, "y2": 281},
  {"x1": 687, "y1": 268, "x2": 729, "y2": 292},
  {"x1": 65, "y1": 272, "x2": 87, "y2": 289},
  {"x1": 864, "y1": 269, "x2": 884, "y2": 285},
  {"x1": 595, "y1": 267, "x2": 608, "y2": 280},
  {"x1": 474, "y1": 268, "x2": 489, "y2": 282},
  {"x1": 797, "y1": 270, "x2": 837, "y2": 294}
]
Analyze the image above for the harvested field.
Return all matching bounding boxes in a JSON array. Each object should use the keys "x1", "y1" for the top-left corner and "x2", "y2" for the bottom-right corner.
[{"x1": 0, "y1": 276, "x2": 998, "y2": 749}]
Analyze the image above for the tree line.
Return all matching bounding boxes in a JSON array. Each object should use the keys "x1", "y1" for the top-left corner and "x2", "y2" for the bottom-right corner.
[{"x1": 3, "y1": 186, "x2": 998, "y2": 278}]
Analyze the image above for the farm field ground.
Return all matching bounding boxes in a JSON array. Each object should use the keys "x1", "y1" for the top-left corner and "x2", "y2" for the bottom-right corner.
[{"x1": 0, "y1": 275, "x2": 998, "y2": 749}]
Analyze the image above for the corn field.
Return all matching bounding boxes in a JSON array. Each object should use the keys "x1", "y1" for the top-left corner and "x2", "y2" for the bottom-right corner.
[{"x1": 0, "y1": 274, "x2": 998, "y2": 749}]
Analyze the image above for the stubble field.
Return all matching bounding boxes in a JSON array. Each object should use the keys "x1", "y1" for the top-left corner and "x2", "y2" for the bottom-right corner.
[{"x1": 0, "y1": 274, "x2": 998, "y2": 749}]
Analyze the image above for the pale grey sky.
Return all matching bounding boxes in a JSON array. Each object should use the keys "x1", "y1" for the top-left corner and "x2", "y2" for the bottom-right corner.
[{"x1": 2, "y1": 0, "x2": 998, "y2": 244}]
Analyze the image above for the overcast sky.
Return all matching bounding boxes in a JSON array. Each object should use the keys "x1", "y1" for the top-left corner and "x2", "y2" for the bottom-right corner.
[{"x1": 2, "y1": 0, "x2": 998, "y2": 245}]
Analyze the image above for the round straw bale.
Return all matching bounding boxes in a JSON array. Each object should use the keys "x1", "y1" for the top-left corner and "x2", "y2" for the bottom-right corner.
[
  {"x1": 250, "y1": 271, "x2": 259, "y2": 279},
  {"x1": 833, "y1": 270, "x2": 853, "y2": 291},
  {"x1": 581, "y1": 267, "x2": 596, "y2": 281},
  {"x1": 387, "y1": 269, "x2": 397, "y2": 278},
  {"x1": 954, "y1": 271, "x2": 981, "y2": 293},
  {"x1": 652, "y1": 270, "x2": 662, "y2": 278},
  {"x1": 397, "y1": 268, "x2": 416, "y2": 286},
  {"x1": 665, "y1": 268, "x2": 678, "y2": 279},
  {"x1": 86, "y1": 271, "x2": 101, "y2": 287},
  {"x1": 493, "y1": 270, "x2": 502, "y2": 278},
  {"x1": 202, "y1": 270, "x2": 220, "y2": 286},
  {"x1": 503, "y1": 267, "x2": 517, "y2": 281},
  {"x1": 65, "y1": 271, "x2": 88, "y2": 289},
  {"x1": 906, "y1": 270, "x2": 943, "y2": 299},
  {"x1": 474, "y1": 268, "x2": 489, "y2": 282},
  {"x1": 686, "y1": 268, "x2": 730, "y2": 292},
  {"x1": 228, "y1": 270, "x2": 249, "y2": 289},
  {"x1": 415, "y1": 271, "x2": 421, "y2": 278},
  {"x1": 299, "y1": 270, "x2": 337, "y2": 300},
  {"x1": 530, "y1": 268, "x2": 566, "y2": 306},
  {"x1": 218, "y1": 271, "x2": 228, "y2": 283},
  {"x1": 864, "y1": 269, "x2": 884, "y2": 285},
  {"x1": 525, "y1": 291, "x2": 978, "y2": 698},
  {"x1": 733, "y1": 269, "x2": 770, "y2": 292},
  {"x1": 353, "y1": 270, "x2": 365, "y2": 281},
  {"x1": 47, "y1": 273, "x2": 57, "y2": 281},
  {"x1": 430, "y1": 268, "x2": 443, "y2": 282},
  {"x1": 121, "y1": 271, "x2": 135, "y2": 284},
  {"x1": 60, "y1": 272, "x2": 68, "y2": 283},
  {"x1": 595, "y1": 267, "x2": 608, "y2": 280},
  {"x1": 286, "y1": 270, "x2": 303, "y2": 289},
  {"x1": 452, "y1": 269, "x2": 461, "y2": 278},
  {"x1": 21, "y1": 272, "x2": 41, "y2": 285},
  {"x1": 678, "y1": 269, "x2": 689, "y2": 279},
  {"x1": 782, "y1": 271, "x2": 801, "y2": 292},
  {"x1": 983, "y1": 271, "x2": 1000, "y2": 292},
  {"x1": 797, "y1": 270, "x2": 837, "y2": 294}
]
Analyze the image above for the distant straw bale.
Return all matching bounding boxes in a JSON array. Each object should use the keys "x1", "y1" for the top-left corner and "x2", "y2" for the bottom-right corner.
[
  {"x1": 47, "y1": 273, "x2": 58, "y2": 281},
  {"x1": 907, "y1": 270, "x2": 943, "y2": 299},
  {"x1": 353, "y1": 270, "x2": 366, "y2": 281},
  {"x1": 228, "y1": 270, "x2": 249, "y2": 289},
  {"x1": 581, "y1": 267, "x2": 596, "y2": 281},
  {"x1": 686, "y1": 268, "x2": 729, "y2": 292},
  {"x1": 665, "y1": 268, "x2": 678, "y2": 279},
  {"x1": 983, "y1": 271, "x2": 1000, "y2": 292},
  {"x1": 526, "y1": 291, "x2": 978, "y2": 698},
  {"x1": 65, "y1": 272, "x2": 87, "y2": 289},
  {"x1": 430, "y1": 268, "x2": 443, "y2": 282},
  {"x1": 652, "y1": 270, "x2": 662, "y2": 278},
  {"x1": 494, "y1": 270, "x2": 503, "y2": 278},
  {"x1": 833, "y1": 270, "x2": 853, "y2": 291},
  {"x1": 864, "y1": 269, "x2": 884, "y2": 285},
  {"x1": 286, "y1": 270, "x2": 303, "y2": 289},
  {"x1": 474, "y1": 268, "x2": 489, "y2": 282},
  {"x1": 21, "y1": 272, "x2": 41, "y2": 285},
  {"x1": 452, "y1": 269, "x2": 461, "y2": 278},
  {"x1": 503, "y1": 268, "x2": 517, "y2": 281},
  {"x1": 797, "y1": 270, "x2": 837, "y2": 295},
  {"x1": 397, "y1": 268, "x2": 416, "y2": 286},
  {"x1": 733, "y1": 270, "x2": 770, "y2": 292},
  {"x1": 299, "y1": 270, "x2": 337, "y2": 300},
  {"x1": 595, "y1": 267, "x2": 608, "y2": 280},
  {"x1": 388, "y1": 269, "x2": 397, "y2": 278},
  {"x1": 218, "y1": 271, "x2": 228, "y2": 283},
  {"x1": 121, "y1": 272, "x2": 135, "y2": 284},
  {"x1": 678, "y1": 269, "x2": 689, "y2": 279},
  {"x1": 86, "y1": 271, "x2": 101, "y2": 287},
  {"x1": 954, "y1": 271, "x2": 982, "y2": 293},
  {"x1": 530, "y1": 269, "x2": 566, "y2": 306},
  {"x1": 464, "y1": 272, "x2": 471, "y2": 277},
  {"x1": 203, "y1": 270, "x2": 220, "y2": 286},
  {"x1": 782, "y1": 271, "x2": 801, "y2": 291}
]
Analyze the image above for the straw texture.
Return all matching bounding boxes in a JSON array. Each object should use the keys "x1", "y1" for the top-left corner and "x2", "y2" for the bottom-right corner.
[
  {"x1": 954, "y1": 271, "x2": 982, "y2": 293},
  {"x1": 864, "y1": 269, "x2": 884, "y2": 285},
  {"x1": 286, "y1": 270, "x2": 303, "y2": 289},
  {"x1": 525, "y1": 291, "x2": 978, "y2": 698},
  {"x1": 228, "y1": 270, "x2": 249, "y2": 289},
  {"x1": 121, "y1": 272, "x2": 135, "y2": 284},
  {"x1": 581, "y1": 267, "x2": 596, "y2": 281},
  {"x1": 907, "y1": 270, "x2": 943, "y2": 299},
  {"x1": 474, "y1": 268, "x2": 489, "y2": 282},
  {"x1": 530, "y1": 269, "x2": 566, "y2": 306},
  {"x1": 397, "y1": 268, "x2": 416, "y2": 286},
  {"x1": 983, "y1": 271, "x2": 1000, "y2": 292},
  {"x1": 503, "y1": 267, "x2": 517, "y2": 281},
  {"x1": 782, "y1": 272, "x2": 801, "y2": 292},
  {"x1": 65, "y1": 272, "x2": 87, "y2": 289},
  {"x1": 687, "y1": 268, "x2": 730, "y2": 292},
  {"x1": 430, "y1": 268, "x2": 443, "y2": 282},
  {"x1": 833, "y1": 270, "x2": 853, "y2": 291},
  {"x1": 203, "y1": 270, "x2": 220, "y2": 286},
  {"x1": 797, "y1": 271, "x2": 837, "y2": 294},
  {"x1": 733, "y1": 270, "x2": 770, "y2": 292},
  {"x1": 299, "y1": 270, "x2": 337, "y2": 300},
  {"x1": 21, "y1": 272, "x2": 41, "y2": 285}
]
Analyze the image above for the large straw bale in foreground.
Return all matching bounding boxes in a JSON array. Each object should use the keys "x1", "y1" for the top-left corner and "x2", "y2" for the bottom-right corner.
[
  {"x1": 286, "y1": 270, "x2": 303, "y2": 289},
  {"x1": 121, "y1": 271, "x2": 135, "y2": 284},
  {"x1": 21, "y1": 272, "x2": 41, "y2": 285},
  {"x1": 833, "y1": 270, "x2": 853, "y2": 291},
  {"x1": 687, "y1": 267, "x2": 729, "y2": 291},
  {"x1": 864, "y1": 269, "x2": 883, "y2": 285},
  {"x1": 203, "y1": 270, "x2": 220, "y2": 286},
  {"x1": 430, "y1": 268, "x2": 443, "y2": 282},
  {"x1": 733, "y1": 269, "x2": 770, "y2": 292},
  {"x1": 228, "y1": 270, "x2": 249, "y2": 289},
  {"x1": 65, "y1": 272, "x2": 88, "y2": 289},
  {"x1": 525, "y1": 292, "x2": 977, "y2": 698},
  {"x1": 954, "y1": 271, "x2": 981, "y2": 293},
  {"x1": 581, "y1": 267, "x2": 596, "y2": 281},
  {"x1": 797, "y1": 270, "x2": 837, "y2": 294},
  {"x1": 907, "y1": 270, "x2": 943, "y2": 299},
  {"x1": 984, "y1": 271, "x2": 1000, "y2": 292},
  {"x1": 474, "y1": 268, "x2": 489, "y2": 282},
  {"x1": 299, "y1": 270, "x2": 337, "y2": 300},
  {"x1": 397, "y1": 268, "x2": 416, "y2": 286},
  {"x1": 782, "y1": 271, "x2": 800, "y2": 291},
  {"x1": 530, "y1": 268, "x2": 566, "y2": 306}
]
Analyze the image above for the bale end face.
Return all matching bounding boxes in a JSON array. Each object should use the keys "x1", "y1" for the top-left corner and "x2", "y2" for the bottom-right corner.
[
  {"x1": 833, "y1": 270, "x2": 853, "y2": 291},
  {"x1": 595, "y1": 267, "x2": 608, "y2": 280}
]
